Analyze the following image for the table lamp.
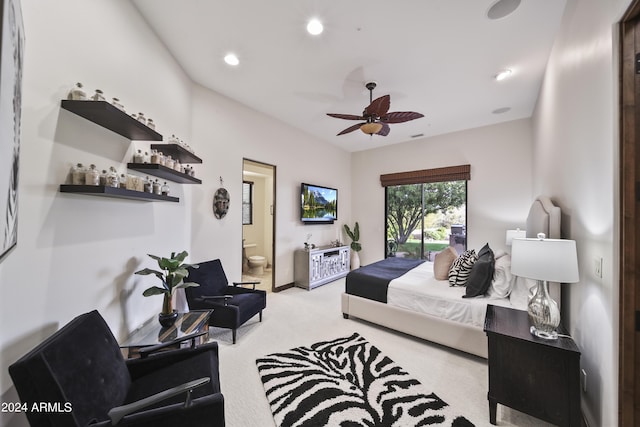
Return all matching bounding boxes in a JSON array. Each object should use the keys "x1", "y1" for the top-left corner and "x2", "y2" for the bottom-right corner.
[
  {"x1": 510, "y1": 233, "x2": 579, "y2": 339},
  {"x1": 505, "y1": 228, "x2": 526, "y2": 246}
]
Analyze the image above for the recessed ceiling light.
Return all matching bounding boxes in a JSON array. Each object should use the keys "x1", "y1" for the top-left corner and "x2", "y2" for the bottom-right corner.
[
  {"x1": 492, "y1": 107, "x2": 511, "y2": 114},
  {"x1": 494, "y1": 69, "x2": 512, "y2": 81},
  {"x1": 224, "y1": 53, "x2": 239, "y2": 66},
  {"x1": 487, "y1": 0, "x2": 521, "y2": 20},
  {"x1": 307, "y1": 18, "x2": 323, "y2": 35}
]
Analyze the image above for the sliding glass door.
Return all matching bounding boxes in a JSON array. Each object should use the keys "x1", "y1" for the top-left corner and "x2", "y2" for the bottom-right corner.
[{"x1": 385, "y1": 180, "x2": 466, "y2": 261}]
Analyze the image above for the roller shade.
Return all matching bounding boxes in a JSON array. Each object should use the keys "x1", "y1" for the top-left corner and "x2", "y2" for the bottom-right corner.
[{"x1": 380, "y1": 164, "x2": 471, "y2": 187}]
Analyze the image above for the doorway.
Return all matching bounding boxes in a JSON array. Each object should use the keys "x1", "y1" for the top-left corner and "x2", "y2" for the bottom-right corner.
[{"x1": 242, "y1": 159, "x2": 276, "y2": 292}]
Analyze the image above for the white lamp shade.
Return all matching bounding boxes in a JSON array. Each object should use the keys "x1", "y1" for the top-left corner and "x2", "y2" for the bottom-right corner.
[
  {"x1": 510, "y1": 237, "x2": 579, "y2": 283},
  {"x1": 505, "y1": 229, "x2": 526, "y2": 246}
]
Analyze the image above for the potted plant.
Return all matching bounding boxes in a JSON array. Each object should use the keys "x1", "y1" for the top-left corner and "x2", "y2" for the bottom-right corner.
[
  {"x1": 344, "y1": 222, "x2": 361, "y2": 269},
  {"x1": 135, "y1": 250, "x2": 199, "y2": 327}
]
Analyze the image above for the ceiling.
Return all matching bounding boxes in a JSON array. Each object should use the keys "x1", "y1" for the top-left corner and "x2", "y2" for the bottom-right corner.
[{"x1": 132, "y1": 0, "x2": 566, "y2": 153}]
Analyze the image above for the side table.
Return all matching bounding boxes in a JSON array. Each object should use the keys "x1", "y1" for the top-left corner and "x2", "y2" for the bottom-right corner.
[
  {"x1": 483, "y1": 304, "x2": 581, "y2": 426},
  {"x1": 120, "y1": 310, "x2": 212, "y2": 358}
]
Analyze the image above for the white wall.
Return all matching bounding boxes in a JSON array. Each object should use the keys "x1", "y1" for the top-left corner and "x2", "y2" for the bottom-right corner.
[
  {"x1": 0, "y1": 1, "x2": 351, "y2": 425},
  {"x1": 351, "y1": 118, "x2": 533, "y2": 265},
  {"x1": 0, "y1": 0, "x2": 194, "y2": 401},
  {"x1": 531, "y1": 0, "x2": 630, "y2": 425},
  {"x1": 188, "y1": 85, "x2": 351, "y2": 287}
]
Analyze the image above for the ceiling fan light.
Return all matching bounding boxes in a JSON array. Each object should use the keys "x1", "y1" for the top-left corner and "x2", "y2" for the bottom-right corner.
[{"x1": 361, "y1": 122, "x2": 383, "y2": 135}]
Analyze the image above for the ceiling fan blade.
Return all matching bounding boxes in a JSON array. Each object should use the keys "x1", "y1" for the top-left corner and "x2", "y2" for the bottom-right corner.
[
  {"x1": 377, "y1": 123, "x2": 391, "y2": 136},
  {"x1": 364, "y1": 95, "x2": 390, "y2": 117},
  {"x1": 381, "y1": 111, "x2": 424, "y2": 123},
  {"x1": 337, "y1": 123, "x2": 365, "y2": 136},
  {"x1": 327, "y1": 113, "x2": 365, "y2": 120}
]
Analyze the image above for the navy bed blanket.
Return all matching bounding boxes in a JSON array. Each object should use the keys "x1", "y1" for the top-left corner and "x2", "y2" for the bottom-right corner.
[{"x1": 345, "y1": 257, "x2": 425, "y2": 303}]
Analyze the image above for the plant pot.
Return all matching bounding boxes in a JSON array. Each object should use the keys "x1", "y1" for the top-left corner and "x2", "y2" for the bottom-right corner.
[
  {"x1": 351, "y1": 251, "x2": 361, "y2": 270},
  {"x1": 158, "y1": 310, "x2": 178, "y2": 328}
]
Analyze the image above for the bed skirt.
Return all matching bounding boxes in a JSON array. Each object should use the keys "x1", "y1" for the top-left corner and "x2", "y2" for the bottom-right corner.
[{"x1": 341, "y1": 292, "x2": 488, "y2": 358}]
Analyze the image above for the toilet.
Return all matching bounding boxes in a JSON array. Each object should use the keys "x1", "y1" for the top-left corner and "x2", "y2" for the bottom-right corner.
[{"x1": 248, "y1": 255, "x2": 266, "y2": 275}]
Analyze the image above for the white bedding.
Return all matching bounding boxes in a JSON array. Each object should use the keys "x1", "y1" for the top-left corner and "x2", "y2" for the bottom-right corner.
[{"x1": 387, "y1": 261, "x2": 525, "y2": 329}]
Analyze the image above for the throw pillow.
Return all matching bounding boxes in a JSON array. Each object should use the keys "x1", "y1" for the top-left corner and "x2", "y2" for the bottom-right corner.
[
  {"x1": 448, "y1": 249, "x2": 477, "y2": 287},
  {"x1": 463, "y1": 243, "x2": 495, "y2": 298},
  {"x1": 488, "y1": 254, "x2": 513, "y2": 298},
  {"x1": 434, "y1": 246, "x2": 458, "y2": 280}
]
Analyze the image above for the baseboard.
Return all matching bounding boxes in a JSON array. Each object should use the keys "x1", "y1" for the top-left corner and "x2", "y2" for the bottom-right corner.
[{"x1": 273, "y1": 282, "x2": 295, "y2": 292}]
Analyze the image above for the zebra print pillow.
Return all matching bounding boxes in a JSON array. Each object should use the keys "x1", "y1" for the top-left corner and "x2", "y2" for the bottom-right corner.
[
  {"x1": 256, "y1": 333, "x2": 475, "y2": 427},
  {"x1": 448, "y1": 249, "x2": 478, "y2": 287}
]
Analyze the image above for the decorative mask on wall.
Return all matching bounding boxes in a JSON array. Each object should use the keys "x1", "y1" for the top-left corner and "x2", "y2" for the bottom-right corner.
[{"x1": 213, "y1": 177, "x2": 230, "y2": 219}]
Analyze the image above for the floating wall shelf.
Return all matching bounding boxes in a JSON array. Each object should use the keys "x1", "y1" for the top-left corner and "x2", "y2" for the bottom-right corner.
[
  {"x1": 61, "y1": 100, "x2": 163, "y2": 141},
  {"x1": 150, "y1": 143, "x2": 202, "y2": 164},
  {"x1": 60, "y1": 185, "x2": 179, "y2": 202},
  {"x1": 127, "y1": 163, "x2": 202, "y2": 184}
]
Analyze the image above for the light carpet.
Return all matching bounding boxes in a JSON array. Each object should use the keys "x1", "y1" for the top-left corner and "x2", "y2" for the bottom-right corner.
[
  {"x1": 256, "y1": 333, "x2": 475, "y2": 427},
  {"x1": 212, "y1": 278, "x2": 554, "y2": 427}
]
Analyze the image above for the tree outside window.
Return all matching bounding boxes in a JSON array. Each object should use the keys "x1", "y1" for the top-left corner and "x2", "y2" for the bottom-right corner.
[{"x1": 385, "y1": 180, "x2": 466, "y2": 260}]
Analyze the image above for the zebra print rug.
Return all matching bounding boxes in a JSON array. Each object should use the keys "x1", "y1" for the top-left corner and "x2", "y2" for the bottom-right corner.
[{"x1": 256, "y1": 333, "x2": 475, "y2": 427}]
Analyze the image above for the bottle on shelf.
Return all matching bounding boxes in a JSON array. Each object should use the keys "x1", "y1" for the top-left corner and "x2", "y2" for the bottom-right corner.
[
  {"x1": 147, "y1": 118, "x2": 155, "y2": 130},
  {"x1": 137, "y1": 112, "x2": 146, "y2": 125},
  {"x1": 85, "y1": 164, "x2": 99, "y2": 186},
  {"x1": 158, "y1": 152, "x2": 165, "y2": 166},
  {"x1": 71, "y1": 163, "x2": 86, "y2": 185},
  {"x1": 165, "y1": 155, "x2": 175, "y2": 170},
  {"x1": 161, "y1": 182, "x2": 169, "y2": 196},
  {"x1": 91, "y1": 89, "x2": 105, "y2": 101},
  {"x1": 174, "y1": 159, "x2": 181, "y2": 172},
  {"x1": 150, "y1": 149, "x2": 159, "y2": 164},
  {"x1": 106, "y1": 167, "x2": 119, "y2": 188},
  {"x1": 111, "y1": 97, "x2": 125, "y2": 111},
  {"x1": 152, "y1": 179, "x2": 161, "y2": 195},
  {"x1": 119, "y1": 173, "x2": 127, "y2": 189},
  {"x1": 67, "y1": 83, "x2": 87, "y2": 101},
  {"x1": 144, "y1": 176, "x2": 153, "y2": 193},
  {"x1": 99, "y1": 169, "x2": 108, "y2": 186},
  {"x1": 133, "y1": 149, "x2": 144, "y2": 163}
]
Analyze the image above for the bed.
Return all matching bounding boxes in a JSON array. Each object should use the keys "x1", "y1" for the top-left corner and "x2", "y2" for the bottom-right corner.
[{"x1": 341, "y1": 196, "x2": 561, "y2": 358}]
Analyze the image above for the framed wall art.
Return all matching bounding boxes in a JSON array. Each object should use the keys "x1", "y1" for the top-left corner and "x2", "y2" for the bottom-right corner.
[{"x1": 0, "y1": 0, "x2": 24, "y2": 262}]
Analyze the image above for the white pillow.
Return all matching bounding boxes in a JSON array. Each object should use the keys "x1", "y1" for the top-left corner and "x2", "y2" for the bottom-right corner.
[{"x1": 488, "y1": 254, "x2": 513, "y2": 298}]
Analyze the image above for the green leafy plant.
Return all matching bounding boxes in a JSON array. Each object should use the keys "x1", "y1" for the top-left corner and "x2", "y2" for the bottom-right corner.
[
  {"x1": 344, "y1": 222, "x2": 361, "y2": 252},
  {"x1": 135, "y1": 251, "x2": 199, "y2": 314}
]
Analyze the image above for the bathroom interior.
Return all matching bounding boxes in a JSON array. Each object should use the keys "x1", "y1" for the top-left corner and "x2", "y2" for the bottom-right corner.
[{"x1": 242, "y1": 159, "x2": 275, "y2": 292}]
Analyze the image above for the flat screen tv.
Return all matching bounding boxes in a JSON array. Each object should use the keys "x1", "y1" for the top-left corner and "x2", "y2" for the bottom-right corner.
[{"x1": 301, "y1": 183, "x2": 337, "y2": 224}]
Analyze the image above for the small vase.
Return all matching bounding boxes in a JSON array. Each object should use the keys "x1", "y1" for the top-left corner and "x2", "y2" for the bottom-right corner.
[
  {"x1": 158, "y1": 294, "x2": 177, "y2": 327},
  {"x1": 68, "y1": 82, "x2": 87, "y2": 100},
  {"x1": 158, "y1": 311, "x2": 178, "y2": 328},
  {"x1": 350, "y1": 250, "x2": 360, "y2": 270}
]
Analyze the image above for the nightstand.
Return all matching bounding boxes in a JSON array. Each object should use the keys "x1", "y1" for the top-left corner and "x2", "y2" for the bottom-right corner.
[{"x1": 483, "y1": 305, "x2": 581, "y2": 426}]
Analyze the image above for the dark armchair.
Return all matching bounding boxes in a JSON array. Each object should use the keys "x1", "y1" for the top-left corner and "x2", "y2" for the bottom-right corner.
[
  {"x1": 186, "y1": 259, "x2": 266, "y2": 344},
  {"x1": 8, "y1": 310, "x2": 225, "y2": 426}
]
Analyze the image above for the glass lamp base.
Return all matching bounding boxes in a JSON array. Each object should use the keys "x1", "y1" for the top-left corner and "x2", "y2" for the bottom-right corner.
[
  {"x1": 527, "y1": 279, "x2": 561, "y2": 341},
  {"x1": 530, "y1": 325, "x2": 558, "y2": 340}
]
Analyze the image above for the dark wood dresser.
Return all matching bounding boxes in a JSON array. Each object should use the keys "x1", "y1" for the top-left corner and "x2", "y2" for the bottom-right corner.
[{"x1": 483, "y1": 304, "x2": 581, "y2": 426}]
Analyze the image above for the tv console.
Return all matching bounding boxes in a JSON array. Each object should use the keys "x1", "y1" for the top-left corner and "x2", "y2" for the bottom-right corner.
[{"x1": 294, "y1": 245, "x2": 350, "y2": 290}]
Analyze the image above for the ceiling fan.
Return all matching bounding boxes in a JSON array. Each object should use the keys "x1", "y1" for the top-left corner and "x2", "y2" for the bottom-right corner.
[{"x1": 327, "y1": 82, "x2": 424, "y2": 136}]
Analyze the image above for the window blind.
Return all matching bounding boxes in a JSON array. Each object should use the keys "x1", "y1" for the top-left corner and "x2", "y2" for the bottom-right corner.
[{"x1": 380, "y1": 164, "x2": 471, "y2": 187}]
